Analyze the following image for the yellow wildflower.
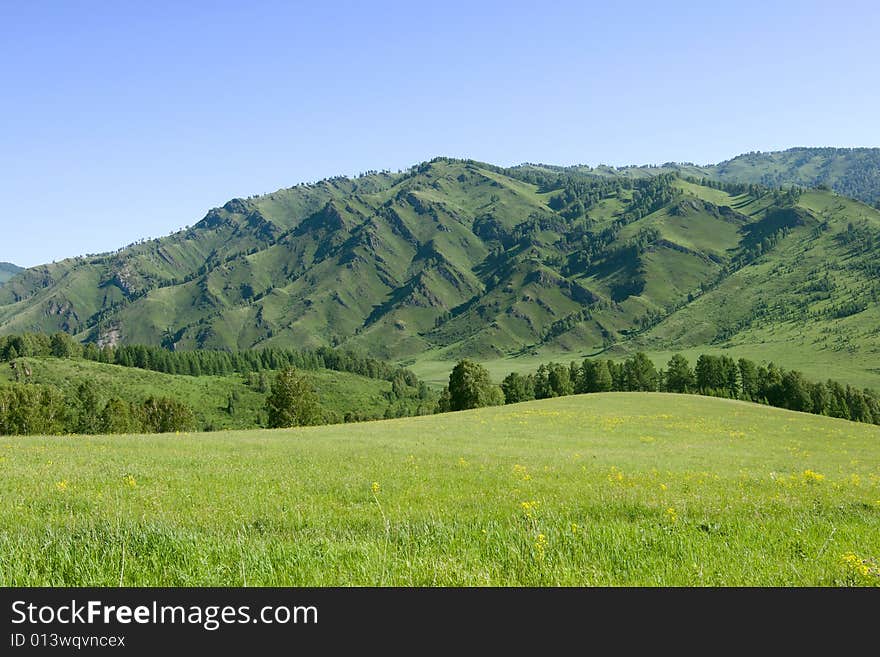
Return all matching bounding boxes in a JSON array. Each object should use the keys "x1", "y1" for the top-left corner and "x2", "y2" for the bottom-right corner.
[
  {"x1": 520, "y1": 500, "x2": 539, "y2": 519},
  {"x1": 55, "y1": 480, "x2": 68, "y2": 492},
  {"x1": 371, "y1": 481, "x2": 381, "y2": 494},
  {"x1": 534, "y1": 533, "x2": 547, "y2": 560},
  {"x1": 802, "y1": 469, "x2": 825, "y2": 484},
  {"x1": 512, "y1": 464, "x2": 531, "y2": 481},
  {"x1": 665, "y1": 507, "x2": 678, "y2": 523},
  {"x1": 841, "y1": 552, "x2": 871, "y2": 578}
]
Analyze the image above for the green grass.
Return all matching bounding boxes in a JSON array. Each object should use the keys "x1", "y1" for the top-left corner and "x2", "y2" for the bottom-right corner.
[{"x1": 2, "y1": 393, "x2": 878, "y2": 586}]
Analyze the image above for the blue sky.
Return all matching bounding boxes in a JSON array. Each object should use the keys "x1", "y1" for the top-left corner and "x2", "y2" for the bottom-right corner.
[{"x1": 1, "y1": 0, "x2": 878, "y2": 266}]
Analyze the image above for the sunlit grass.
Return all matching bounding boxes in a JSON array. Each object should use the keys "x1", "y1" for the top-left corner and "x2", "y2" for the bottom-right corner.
[{"x1": 1, "y1": 393, "x2": 878, "y2": 586}]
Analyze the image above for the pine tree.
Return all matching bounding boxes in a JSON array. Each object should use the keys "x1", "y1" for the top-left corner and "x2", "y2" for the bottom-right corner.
[
  {"x1": 665, "y1": 354, "x2": 695, "y2": 393},
  {"x1": 623, "y1": 353, "x2": 659, "y2": 391}
]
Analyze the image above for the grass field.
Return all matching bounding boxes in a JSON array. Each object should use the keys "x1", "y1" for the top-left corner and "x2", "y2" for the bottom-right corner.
[{"x1": 2, "y1": 393, "x2": 878, "y2": 586}]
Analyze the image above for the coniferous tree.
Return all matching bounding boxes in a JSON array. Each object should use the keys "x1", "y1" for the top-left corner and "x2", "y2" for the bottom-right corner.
[
  {"x1": 760, "y1": 364, "x2": 785, "y2": 407},
  {"x1": 809, "y1": 381, "x2": 830, "y2": 416},
  {"x1": 548, "y1": 362, "x2": 574, "y2": 397},
  {"x1": 826, "y1": 380, "x2": 850, "y2": 419},
  {"x1": 74, "y1": 380, "x2": 102, "y2": 434},
  {"x1": 50, "y1": 332, "x2": 78, "y2": 358},
  {"x1": 593, "y1": 360, "x2": 614, "y2": 392},
  {"x1": 665, "y1": 354, "x2": 695, "y2": 393},
  {"x1": 623, "y1": 353, "x2": 659, "y2": 391},
  {"x1": 738, "y1": 358, "x2": 758, "y2": 401},
  {"x1": 608, "y1": 360, "x2": 626, "y2": 391},
  {"x1": 533, "y1": 364, "x2": 552, "y2": 399},
  {"x1": 781, "y1": 370, "x2": 812, "y2": 412}
]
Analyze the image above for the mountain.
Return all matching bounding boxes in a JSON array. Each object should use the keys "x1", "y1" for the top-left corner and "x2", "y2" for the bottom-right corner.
[
  {"x1": 2, "y1": 155, "x2": 879, "y2": 385},
  {"x1": 0, "y1": 262, "x2": 23, "y2": 286},
  {"x1": 582, "y1": 147, "x2": 880, "y2": 207},
  {"x1": 708, "y1": 148, "x2": 880, "y2": 207}
]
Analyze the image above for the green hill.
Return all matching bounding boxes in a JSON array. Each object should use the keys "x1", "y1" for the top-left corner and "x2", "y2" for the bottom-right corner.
[
  {"x1": 3, "y1": 153, "x2": 880, "y2": 386},
  {"x1": 2, "y1": 393, "x2": 878, "y2": 586},
  {"x1": 0, "y1": 262, "x2": 22, "y2": 286},
  {"x1": 0, "y1": 356, "x2": 417, "y2": 431},
  {"x1": 581, "y1": 147, "x2": 880, "y2": 206},
  {"x1": 708, "y1": 148, "x2": 880, "y2": 207}
]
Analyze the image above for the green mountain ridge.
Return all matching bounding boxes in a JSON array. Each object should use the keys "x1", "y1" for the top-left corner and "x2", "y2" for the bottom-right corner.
[
  {"x1": 0, "y1": 262, "x2": 23, "y2": 286},
  {"x1": 2, "y1": 148, "x2": 880, "y2": 386},
  {"x1": 579, "y1": 146, "x2": 880, "y2": 206}
]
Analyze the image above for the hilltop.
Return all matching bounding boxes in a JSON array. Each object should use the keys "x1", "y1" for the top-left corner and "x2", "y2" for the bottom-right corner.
[
  {"x1": 583, "y1": 147, "x2": 880, "y2": 207},
  {"x1": 2, "y1": 150, "x2": 880, "y2": 386},
  {"x1": 4, "y1": 393, "x2": 878, "y2": 586},
  {"x1": 708, "y1": 148, "x2": 880, "y2": 206}
]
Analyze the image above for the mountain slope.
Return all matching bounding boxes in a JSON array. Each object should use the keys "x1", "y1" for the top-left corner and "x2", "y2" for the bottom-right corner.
[
  {"x1": 628, "y1": 189, "x2": 880, "y2": 386},
  {"x1": 577, "y1": 147, "x2": 880, "y2": 207},
  {"x1": 2, "y1": 155, "x2": 880, "y2": 387},
  {"x1": 709, "y1": 148, "x2": 880, "y2": 206},
  {"x1": 0, "y1": 162, "x2": 742, "y2": 357},
  {"x1": 0, "y1": 262, "x2": 23, "y2": 286}
]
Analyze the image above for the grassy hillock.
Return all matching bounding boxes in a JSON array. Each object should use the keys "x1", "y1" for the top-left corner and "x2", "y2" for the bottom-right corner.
[
  {"x1": 1, "y1": 393, "x2": 877, "y2": 586},
  {"x1": 0, "y1": 356, "x2": 413, "y2": 430}
]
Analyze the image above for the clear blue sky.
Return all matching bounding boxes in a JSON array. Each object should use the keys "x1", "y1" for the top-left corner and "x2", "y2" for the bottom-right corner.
[{"x1": 2, "y1": 0, "x2": 878, "y2": 267}]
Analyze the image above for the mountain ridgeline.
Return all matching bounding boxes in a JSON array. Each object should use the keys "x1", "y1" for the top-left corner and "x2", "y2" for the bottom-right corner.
[
  {"x1": 2, "y1": 149, "x2": 880, "y2": 377},
  {"x1": 584, "y1": 147, "x2": 880, "y2": 207}
]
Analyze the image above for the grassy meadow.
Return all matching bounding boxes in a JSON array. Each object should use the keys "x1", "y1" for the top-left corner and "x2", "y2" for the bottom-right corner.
[{"x1": 1, "y1": 393, "x2": 878, "y2": 586}]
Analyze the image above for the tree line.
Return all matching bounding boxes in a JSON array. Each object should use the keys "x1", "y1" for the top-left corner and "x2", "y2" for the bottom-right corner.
[
  {"x1": 0, "y1": 380, "x2": 195, "y2": 436},
  {"x1": 0, "y1": 332, "x2": 434, "y2": 436},
  {"x1": 0, "y1": 332, "x2": 421, "y2": 385},
  {"x1": 438, "y1": 354, "x2": 880, "y2": 426},
  {"x1": 0, "y1": 364, "x2": 410, "y2": 436}
]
